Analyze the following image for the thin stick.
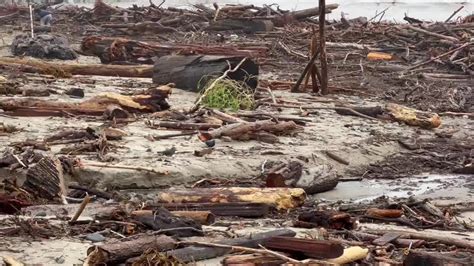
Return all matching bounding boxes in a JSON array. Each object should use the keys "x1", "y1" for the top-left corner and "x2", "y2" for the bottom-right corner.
[
  {"x1": 402, "y1": 42, "x2": 471, "y2": 73},
  {"x1": 69, "y1": 194, "x2": 91, "y2": 223},
  {"x1": 29, "y1": 5, "x2": 34, "y2": 38},
  {"x1": 262, "y1": 87, "x2": 277, "y2": 104},
  {"x1": 445, "y1": 6, "x2": 464, "y2": 22},
  {"x1": 189, "y1": 58, "x2": 247, "y2": 113},
  {"x1": 291, "y1": 50, "x2": 320, "y2": 92},
  {"x1": 152, "y1": 132, "x2": 198, "y2": 140},
  {"x1": 405, "y1": 24, "x2": 459, "y2": 43},
  {"x1": 319, "y1": 0, "x2": 329, "y2": 95}
]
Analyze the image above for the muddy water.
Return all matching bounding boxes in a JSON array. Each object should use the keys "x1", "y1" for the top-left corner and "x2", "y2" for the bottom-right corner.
[
  {"x1": 67, "y1": 0, "x2": 473, "y2": 21},
  {"x1": 316, "y1": 174, "x2": 473, "y2": 204}
]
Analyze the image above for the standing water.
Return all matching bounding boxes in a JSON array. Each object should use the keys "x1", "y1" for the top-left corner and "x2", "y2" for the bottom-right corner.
[{"x1": 65, "y1": 0, "x2": 473, "y2": 22}]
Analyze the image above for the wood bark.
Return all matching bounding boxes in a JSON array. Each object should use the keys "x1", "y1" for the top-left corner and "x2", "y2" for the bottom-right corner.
[
  {"x1": 386, "y1": 103, "x2": 441, "y2": 129},
  {"x1": 86, "y1": 234, "x2": 176, "y2": 265},
  {"x1": 167, "y1": 229, "x2": 295, "y2": 263},
  {"x1": 263, "y1": 237, "x2": 344, "y2": 259},
  {"x1": 156, "y1": 187, "x2": 306, "y2": 210},
  {"x1": 149, "y1": 202, "x2": 269, "y2": 218},
  {"x1": 298, "y1": 210, "x2": 356, "y2": 230},
  {"x1": 22, "y1": 156, "x2": 67, "y2": 203},
  {"x1": 0, "y1": 57, "x2": 153, "y2": 78},
  {"x1": 265, "y1": 161, "x2": 303, "y2": 187},
  {"x1": 152, "y1": 55, "x2": 259, "y2": 92}
]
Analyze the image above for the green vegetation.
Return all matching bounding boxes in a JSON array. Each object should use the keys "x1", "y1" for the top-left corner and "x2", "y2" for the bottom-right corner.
[{"x1": 200, "y1": 78, "x2": 255, "y2": 111}]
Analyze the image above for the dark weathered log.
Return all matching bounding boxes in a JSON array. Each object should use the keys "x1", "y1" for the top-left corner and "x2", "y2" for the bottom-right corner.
[
  {"x1": 149, "y1": 202, "x2": 269, "y2": 218},
  {"x1": 366, "y1": 208, "x2": 404, "y2": 218},
  {"x1": 104, "y1": 104, "x2": 129, "y2": 119},
  {"x1": 132, "y1": 209, "x2": 215, "y2": 225},
  {"x1": 131, "y1": 208, "x2": 203, "y2": 237},
  {"x1": 86, "y1": 234, "x2": 176, "y2": 265},
  {"x1": 206, "y1": 19, "x2": 274, "y2": 32},
  {"x1": 22, "y1": 156, "x2": 67, "y2": 203},
  {"x1": 156, "y1": 187, "x2": 306, "y2": 210},
  {"x1": 81, "y1": 36, "x2": 267, "y2": 64},
  {"x1": 0, "y1": 57, "x2": 153, "y2": 78},
  {"x1": 152, "y1": 55, "x2": 258, "y2": 92},
  {"x1": 298, "y1": 210, "x2": 356, "y2": 230},
  {"x1": 0, "y1": 194, "x2": 32, "y2": 214},
  {"x1": 167, "y1": 229, "x2": 296, "y2": 263},
  {"x1": 265, "y1": 161, "x2": 303, "y2": 187},
  {"x1": 272, "y1": 4, "x2": 339, "y2": 26},
  {"x1": 335, "y1": 106, "x2": 384, "y2": 117},
  {"x1": 223, "y1": 254, "x2": 284, "y2": 265},
  {"x1": 404, "y1": 250, "x2": 473, "y2": 266},
  {"x1": 263, "y1": 237, "x2": 344, "y2": 259}
]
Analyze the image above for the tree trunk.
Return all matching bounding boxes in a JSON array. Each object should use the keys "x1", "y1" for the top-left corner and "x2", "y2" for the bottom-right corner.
[{"x1": 155, "y1": 187, "x2": 306, "y2": 210}]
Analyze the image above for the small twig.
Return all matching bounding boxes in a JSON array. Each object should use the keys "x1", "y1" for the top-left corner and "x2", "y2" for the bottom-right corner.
[
  {"x1": 262, "y1": 87, "x2": 277, "y2": 104},
  {"x1": 154, "y1": 227, "x2": 203, "y2": 234},
  {"x1": 445, "y1": 6, "x2": 464, "y2": 22},
  {"x1": 368, "y1": 6, "x2": 390, "y2": 22},
  {"x1": 189, "y1": 58, "x2": 248, "y2": 113},
  {"x1": 69, "y1": 194, "x2": 91, "y2": 223}
]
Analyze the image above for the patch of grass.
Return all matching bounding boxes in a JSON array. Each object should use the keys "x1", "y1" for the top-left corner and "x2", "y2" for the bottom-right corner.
[{"x1": 200, "y1": 78, "x2": 255, "y2": 111}]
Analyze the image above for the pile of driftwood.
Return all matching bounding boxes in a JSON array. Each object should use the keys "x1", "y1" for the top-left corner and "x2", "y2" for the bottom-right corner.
[{"x1": 1, "y1": 168, "x2": 472, "y2": 265}]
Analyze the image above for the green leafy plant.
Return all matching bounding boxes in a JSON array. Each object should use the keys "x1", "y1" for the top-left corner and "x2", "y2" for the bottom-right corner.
[{"x1": 199, "y1": 78, "x2": 255, "y2": 111}]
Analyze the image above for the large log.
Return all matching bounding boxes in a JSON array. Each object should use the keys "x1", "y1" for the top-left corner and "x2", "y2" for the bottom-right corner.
[
  {"x1": 0, "y1": 89, "x2": 171, "y2": 117},
  {"x1": 206, "y1": 19, "x2": 274, "y2": 32},
  {"x1": 148, "y1": 202, "x2": 269, "y2": 218},
  {"x1": 263, "y1": 237, "x2": 344, "y2": 259},
  {"x1": 152, "y1": 55, "x2": 258, "y2": 92},
  {"x1": 156, "y1": 187, "x2": 306, "y2": 210},
  {"x1": 273, "y1": 4, "x2": 339, "y2": 26},
  {"x1": 167, "y1": 229, "x2": 295, "y2": 263},
  {"x1": 81, "y1": 36, "x2": 267, "y2": 64},
  {"x1": 86, "y1": 234, "x2": 176, "y2": 265},
  {"x1": 0, "y1": 57, "x2": 152, "y2": 78}
]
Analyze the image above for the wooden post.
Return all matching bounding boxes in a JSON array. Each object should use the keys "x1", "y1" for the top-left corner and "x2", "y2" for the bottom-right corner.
[{"x1": 319, "y1": 0, "x2": 328, "y2": 94}]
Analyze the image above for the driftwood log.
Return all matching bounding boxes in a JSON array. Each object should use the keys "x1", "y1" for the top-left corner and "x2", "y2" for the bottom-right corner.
[
  {"x1": 156, "y1": 187, "x2": 306, "y2": 210},
  {"x1": 198, "y1": 120, "x2": 302, "y2": 143},
  {"x1": 131, "y1": 208, "x2": 203, "y2": 237},
  {"x1": 404, "y1": 250, "x2": 473, "y2": 266},
  {"x1": 263, "y1": 237, "x2": 344, "y2": 259},
  {"x1": 85, "y1": 234, "x2": 176, "y2": 265},
  {"x1": 148, "y1": 202, "x2": 269, "y2": 218},
  {"x1": 168, "y1": 229, "x2": 296, "y2": 263},
  {"x1": 206, "y1": 19, "x2": 274, "y2": 32},
  {"x1": 81, "y1": 36, "x2": 267, "y2": 64},
  {"x1": 152, "y1": 55, "x2": 259, "y2": 91},
  {"x1": 0, "y1": 57, "x2": 153, "y2": 78}
]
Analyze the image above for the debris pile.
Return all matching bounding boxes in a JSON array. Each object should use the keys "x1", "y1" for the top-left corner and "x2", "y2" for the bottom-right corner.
[{"x1": 0, "y1": 0, "x2": 472, "y2": 265}]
